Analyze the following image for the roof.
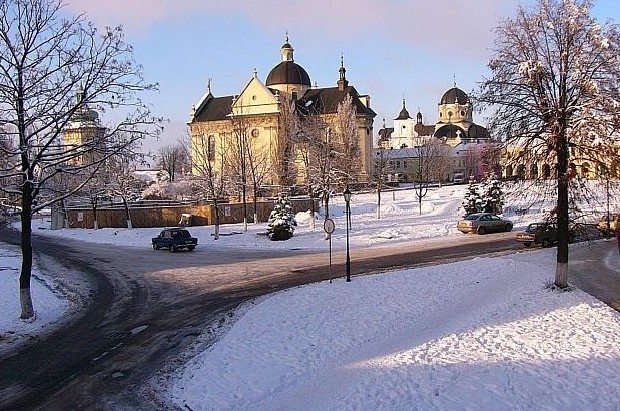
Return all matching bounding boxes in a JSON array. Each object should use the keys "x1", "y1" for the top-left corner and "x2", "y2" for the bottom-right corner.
[
  {"x1": 266, "y1": 61, "x2": 311, "y2": 87},
  {"x1": 434, "y1": 124, "x2": 467, "y2": 139},
  {"x1": 440, "y1": 87, "x2": 469, "y2": 105},
  {"x1": 297, "y1": 86, "x2": 376, "y2": 117},
  {"x1": 395, "y1": 100, "x2": 411, "y2": 120},
  {"x1": 192, "y1": 95, "x2": 234, "y2": 122},
  {"x1": 467, "y1": 123, "x2": 491, "y2": 140},
  {"x1": 414, "y1": 123, "x2": 435, "y2": 136}
]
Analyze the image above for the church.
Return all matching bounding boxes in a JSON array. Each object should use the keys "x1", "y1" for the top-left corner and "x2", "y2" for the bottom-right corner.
[
  {"x1": 188, "y1": 37, "x2": 376, "y2": 189},
  {"x1": 377, "y1": 85, "x2": 493, "y2": 182}
]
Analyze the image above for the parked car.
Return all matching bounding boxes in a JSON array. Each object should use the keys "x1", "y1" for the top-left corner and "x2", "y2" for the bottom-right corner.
[
  {"x1": 457, "y1": 213, "x2": 513, "y2": 235},
  {"x1": 597, "y1": 213, "x2": 620, "y2": 235},
  {"x1": 515, "y1": 222, "x2": 576, "y2": 248},
  {"x1": 152, "y1": 228, "x2": 198, "y2": 253}
]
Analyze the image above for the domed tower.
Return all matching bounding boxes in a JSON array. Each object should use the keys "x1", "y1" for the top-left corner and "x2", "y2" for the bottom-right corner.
[
  {"x1": 265, "y1": 35, "x2": 311, "y2": 98},
  {"x1": 63, "y1": 85, "x2": 106, "y2": 165},
  {"x1": 437, "y1": 86, "x2": 473, "y2": 126},
  {"x1": 390, "y1": 98, "x2": 422, "y2": 148},
  {"x1": 433, "y1": 83, "x2": 490, "y2": 147}
]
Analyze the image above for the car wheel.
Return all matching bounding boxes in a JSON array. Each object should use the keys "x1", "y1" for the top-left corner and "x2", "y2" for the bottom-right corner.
[
  {"x1": 523, "y1": 242, "x2": 532, "y2": 248},
  {"x1": 169, "y1": 245, "x2": 176, "y2": 253},
  {"x1": 541, "y1": 238, "x2": 551, "y2": 248},
  {"x1": 477, "y1": 226, "x2": 486, "y2": 235},
  {"x1": 187, "y1": 246, "x2": 195, "y2": 251},
  {"x1": 505, "y1": 224, "x2": 513, "y2": 232},
  {"x1": 153, "y1": 244, "x2": 159, "y2": 250}
]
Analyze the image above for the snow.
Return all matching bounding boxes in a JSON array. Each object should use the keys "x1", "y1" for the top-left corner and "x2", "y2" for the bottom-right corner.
[
  {"x1": 0, "y1": 244, "x2": 70, "y2": 356},
  {"x1": 2, "y1": 184, "x2": 620, "y2": 410}
]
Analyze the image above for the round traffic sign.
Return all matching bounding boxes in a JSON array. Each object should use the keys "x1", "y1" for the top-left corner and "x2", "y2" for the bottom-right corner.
[{"x1": 323, "y1": 218, "x2": 335, "y2": 234}]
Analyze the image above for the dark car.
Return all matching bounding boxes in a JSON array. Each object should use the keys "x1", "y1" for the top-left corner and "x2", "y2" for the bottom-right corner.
[
  {"x1": 457, "y1": 213, "x2": 513, "y2": 235},
  {"x1": 152, "y1": 228, "x2": 198, "y2": 253},
  {"x1": 515, "y1": 222, "x2": 576, "y2": 248}
]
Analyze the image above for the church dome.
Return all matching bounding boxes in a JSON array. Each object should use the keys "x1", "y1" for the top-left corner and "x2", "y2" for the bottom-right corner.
[
  {"x1": 266, "y1": 61, "x2": 311, "y2": 87},
  {"x1": 440, "y1": 87, "x2": 469, "y2": 105},
  {"x1": 266, "y1": 37, "x2": 311, "y2": 88}
]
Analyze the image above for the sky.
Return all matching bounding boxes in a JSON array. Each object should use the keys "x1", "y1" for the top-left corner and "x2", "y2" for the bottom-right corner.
[
  {"x1": 2, "y1": 184, "x2": 619, "y2": 409},
  {"x1": 59, "y1": 0, "x2": 620, "y2": 157}
]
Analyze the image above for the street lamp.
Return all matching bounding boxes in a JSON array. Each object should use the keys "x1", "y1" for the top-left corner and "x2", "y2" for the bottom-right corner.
[{"x1": 343, "y1": 187, "x2": 352, "y2": 282}]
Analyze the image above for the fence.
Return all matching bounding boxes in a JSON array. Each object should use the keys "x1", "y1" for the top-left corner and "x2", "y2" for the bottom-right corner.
[{"x1": 58, "y1": 197, "x2": 319, "y2": 229}]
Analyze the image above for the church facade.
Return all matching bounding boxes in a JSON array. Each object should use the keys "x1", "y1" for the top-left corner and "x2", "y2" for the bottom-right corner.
[{"x1": 188, "y1": 38, "x2": 376, "y2": 189}]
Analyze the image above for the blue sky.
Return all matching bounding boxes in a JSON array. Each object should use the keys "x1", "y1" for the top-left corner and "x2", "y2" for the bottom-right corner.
[{"x1": 64, "y1": 0, "x2": 620, "y2": 154}]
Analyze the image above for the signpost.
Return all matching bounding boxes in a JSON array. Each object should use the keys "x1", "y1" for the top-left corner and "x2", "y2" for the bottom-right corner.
[{"x1": 323, "y1": 218, "x2": 335, "y2": 283}]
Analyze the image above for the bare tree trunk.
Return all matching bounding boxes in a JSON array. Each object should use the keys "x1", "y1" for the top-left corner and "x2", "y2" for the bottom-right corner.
[
  {"x1": 20, "y1": 192, "x2": 34, "y2": 319},
  {"x1": 123, "y1": 198, "x2": 132, "y2": 229},
  {"x1": 555, "y1": 130, "x2": 570, "y2": 288},
  {"x1": 309, "y1": 195, "x2": 316, "y2": 230},
  {"x1": 213, "y1": 199, "x2": 220, "y2": 240},
  {"x1": 377, "y1": 188, "x2": 381, "y2": 219}
]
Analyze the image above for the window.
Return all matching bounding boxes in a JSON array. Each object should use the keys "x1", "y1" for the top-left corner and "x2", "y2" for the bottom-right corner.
[
  {"x1": 207, "y1": 135, "x2": 216, "y2": 161},
  {"x1": 251, "y1": 128, "x2": 260, "y2": 138}
]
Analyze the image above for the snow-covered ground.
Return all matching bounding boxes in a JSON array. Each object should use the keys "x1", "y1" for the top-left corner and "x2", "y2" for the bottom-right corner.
[{"x1": 2, "y1": 184, "x2": 620, "y2": 410}]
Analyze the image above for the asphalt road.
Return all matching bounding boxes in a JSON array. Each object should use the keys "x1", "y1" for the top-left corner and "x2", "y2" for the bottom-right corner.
[{"x1": 0, "y1": 228, "x2": 615, "y2": 410}]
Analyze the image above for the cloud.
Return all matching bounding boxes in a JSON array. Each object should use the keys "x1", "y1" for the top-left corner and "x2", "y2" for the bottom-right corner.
[{"x1": 64, "y1": 0, "x2": 516, "y2": 57}]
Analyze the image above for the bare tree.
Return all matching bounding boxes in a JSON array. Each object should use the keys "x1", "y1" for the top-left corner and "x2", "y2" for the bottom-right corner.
[
  {"x1": 477, "y1": 0, "x2": 620, "y2": 288},
  {"x1": 372, "y1": 144, "x2": 393, "y2": 219},
  {"x1": 157, "y1": 143, "x2": 189, "y2": 182},
  {"x1": 0, "y1": 0, "x2": 161, "y2": 318},
  {"x1": 276, "y1": 93, "x2": 300, "y2": 187},
  {"x1": 245, "y1": 135, "x2": 270, "y2": 224},
  {"x1": 428, "y1": 140, "x2": 454, "y2": 186},
  {"x1": 294, "y1": 112, "x2": 328, "y2": 228},
  {"x1": 190, "y1": 132, "x2": 229, "y2": 239},
  {"x1": 102, "y1": 156, "x2": 146, "y2": 228},
  {"x1": 413, "y1": 140, "x2": 447, "y2": 215},
  {"x1": 228, "y1": 110, "x2": 250, "y2": 231},
  {"x1": 310, "y1": 126, "x2": 340, "y2": 219},
  {"x1": 333, "y1": 94, "x2": 359, "y2": 187}
]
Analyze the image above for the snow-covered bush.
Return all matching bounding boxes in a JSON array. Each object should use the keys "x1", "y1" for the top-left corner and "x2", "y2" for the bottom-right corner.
[{"x1": 266, "y1": 194, "x2": 297, "y2": 241}]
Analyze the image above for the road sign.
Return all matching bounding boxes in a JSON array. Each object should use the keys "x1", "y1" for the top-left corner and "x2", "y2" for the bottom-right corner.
[{"x1": 323, "y1": 218, "x2": 335, "y2": 234}]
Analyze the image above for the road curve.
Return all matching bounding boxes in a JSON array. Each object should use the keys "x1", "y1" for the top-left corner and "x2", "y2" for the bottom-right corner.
[{"x1": 1, "y1": 229, "x2": 613, "y2": 410}]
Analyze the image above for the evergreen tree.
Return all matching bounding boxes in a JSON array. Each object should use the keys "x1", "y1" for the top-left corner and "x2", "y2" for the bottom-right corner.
[
  {"x1": 462, "y1": 177, "x2": 482, "y2": 215},
  {"x1": 481, "y1": 174, "x2": 504, "y2": 215},
  {"x1": 266, "y1": 194, "x2": 297, "y2": 241}
]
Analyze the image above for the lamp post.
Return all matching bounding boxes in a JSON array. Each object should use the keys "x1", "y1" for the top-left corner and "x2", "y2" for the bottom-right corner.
[{"x1": 343, "y1": 187, "x2": 352, "y2": 282}]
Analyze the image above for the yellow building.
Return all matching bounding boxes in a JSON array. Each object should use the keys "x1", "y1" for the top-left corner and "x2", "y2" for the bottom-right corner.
[
  {"x1": 188, "y1": 37, "x2": 376, "y2": 188},
  {"x1": 62, "y1": 86, "x2": 106, "y2": 166}
]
